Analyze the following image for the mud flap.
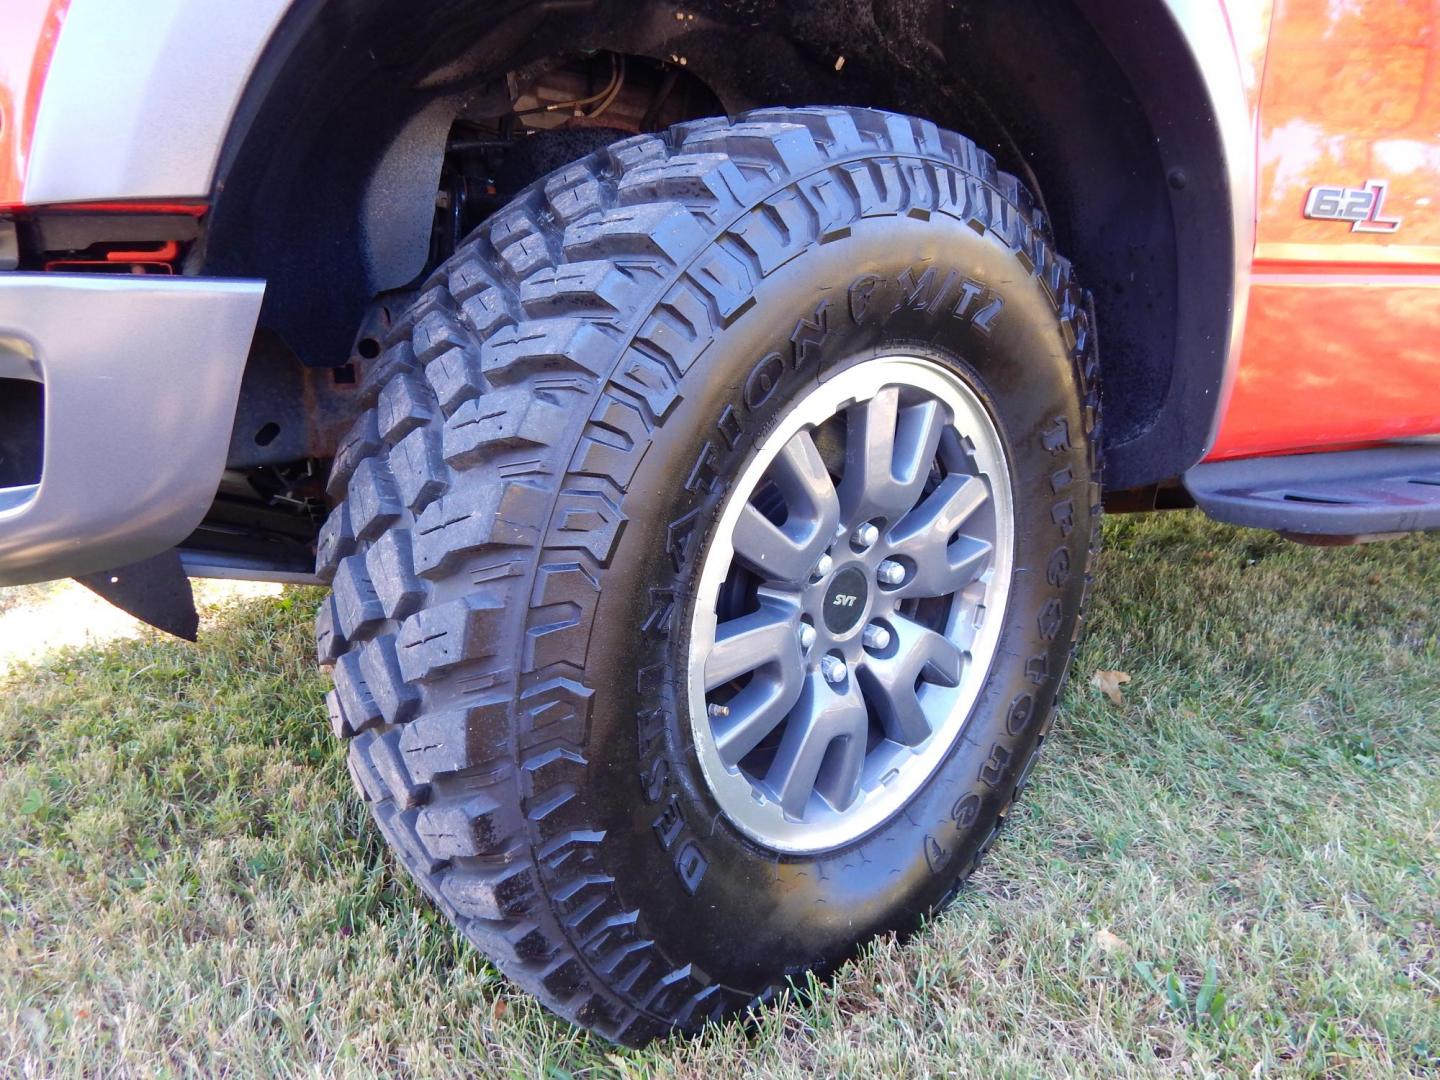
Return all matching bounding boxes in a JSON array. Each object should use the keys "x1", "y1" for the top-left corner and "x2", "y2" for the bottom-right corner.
[{"x1": 75, "y1": 548, "x2": 199, "y2": 641}]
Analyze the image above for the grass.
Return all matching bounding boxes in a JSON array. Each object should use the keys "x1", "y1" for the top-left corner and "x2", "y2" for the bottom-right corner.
[
  {"x1": 1, "y1": 510, "x2": 1437, "y2": 1078},
  {"x1": 0, "y1": 579, "x2": 59, "y2": 617}
]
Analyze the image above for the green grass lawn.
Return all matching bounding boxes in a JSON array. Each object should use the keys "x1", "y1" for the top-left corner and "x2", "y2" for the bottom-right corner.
[{"x1": 2, "y1": 511, "x2": 1436, "y2": 1078}]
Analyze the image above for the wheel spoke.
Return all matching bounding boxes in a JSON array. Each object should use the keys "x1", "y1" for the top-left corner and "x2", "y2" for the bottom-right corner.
[
  {"x1": 838, "y1": 388, "x2": 947, "y2": 524},
  {"x1": 771, "y1": 429, "x2": 840, "y2": 521},
  {"x1": 857, "y1": 614, "x2": 963, "y2": 745},
  {"x1": 705, "y1": 600, "x2": 801, "y2": 689},
  {"x1": 731, "y1": 430, "x2": 838, "y2": 582},
  {"x1": 712, "y1": 666, "x2": 807, "y2": 765},
  {"x1": 764, "y1": 670, "x2": 868, "y2": 817},
  {"x1": 885, "y1": 473, "x2": 992, "y2": 598},
  {"x1": 706, "y1": 600, "x2": 806, "y2": 766}
]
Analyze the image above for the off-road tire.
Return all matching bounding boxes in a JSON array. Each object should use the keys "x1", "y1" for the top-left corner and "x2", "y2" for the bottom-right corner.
[{"x1": 316, "y1": 106, "x2": 1100, "y2": 1045}]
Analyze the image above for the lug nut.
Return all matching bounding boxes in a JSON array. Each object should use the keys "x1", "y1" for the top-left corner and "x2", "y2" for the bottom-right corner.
[
  {"x1": 852, "y1": 522, "x2": 879, "y2": 550},
  {"x1": 862, "y1": 623, "x2": 892, "y2": 651},
  {"x1": 707, "y1": 702, "x2": 731, "y2": 718},
  {"x1": 820, "y1": 655, "x2": 848, "y2": 684},
  {"x1": 810, "y1": 553, "x2": 833, "y2": 581},
  {"x1": 877, "y1": 559, "x2": 906, "y2": 585},
  {"x1": 798, "y1": 623, "x2": 817, "y2": 651}
]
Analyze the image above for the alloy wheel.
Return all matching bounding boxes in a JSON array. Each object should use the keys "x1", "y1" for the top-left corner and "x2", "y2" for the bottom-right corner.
[{"x1": 688, "y1": 355, "x2": 1015, "y2": 852}]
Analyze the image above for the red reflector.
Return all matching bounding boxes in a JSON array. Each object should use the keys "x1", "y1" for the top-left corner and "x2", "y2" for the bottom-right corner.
[
  {"x1": 43, "y1": 240, "x2": 184, "y2": 274},
  {"x1": 42, "y1": 260, "x2": 175, "y2": 275},
  {"x1": 42, "y1": 200, "x2": 208, "y2": 217},
  {"x1": 105, "y1": 240, "x2": 181, "y2": 263}
]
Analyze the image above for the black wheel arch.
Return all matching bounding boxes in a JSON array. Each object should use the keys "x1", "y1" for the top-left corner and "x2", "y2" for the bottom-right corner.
[{"x1": 203, "y1": 0, "x2": 1247, "y2": 491}]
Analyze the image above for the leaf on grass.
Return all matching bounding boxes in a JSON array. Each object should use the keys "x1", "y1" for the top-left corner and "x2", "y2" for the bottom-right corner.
[
  {"x1": 1091, "y1": 669, "x2": 1132, "y2": 706},
  {"x1": 1133, "y1": 960, "x2": 1164, "y2": 994},
  {"x1": 1196, "y1": 959, "x2": 1223, "y2": 1026},
  {"x1": 19, "y1": 789, "x2": 47, "y2": 817},
  {"x1": 1164, "y1": 972, "x2": 1186, "y2": 1012},
  {"x1": 1093, "y1": 928, "x2": 1129, "y2": 954}
]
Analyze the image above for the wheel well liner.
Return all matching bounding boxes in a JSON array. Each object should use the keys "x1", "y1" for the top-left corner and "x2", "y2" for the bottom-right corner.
[{"x1": 203, "y1": 0, "x2": 1246, "y2": 491}]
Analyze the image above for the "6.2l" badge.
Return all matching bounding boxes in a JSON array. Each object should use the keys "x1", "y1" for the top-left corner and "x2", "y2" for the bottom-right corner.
[{"x1": 1303, "y1": 178, "x2": 1403, "y2": 234}]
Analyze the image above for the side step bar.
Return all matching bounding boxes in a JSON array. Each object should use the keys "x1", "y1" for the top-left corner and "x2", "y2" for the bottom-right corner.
[{"x1": 1184, "y1": 445, "x2": 1440, "y2": 537}]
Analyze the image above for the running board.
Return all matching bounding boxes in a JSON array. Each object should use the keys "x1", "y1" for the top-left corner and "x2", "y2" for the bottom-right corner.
[{"x1": 1184, "y1": 445, "x2": 1440, "y2": 537}]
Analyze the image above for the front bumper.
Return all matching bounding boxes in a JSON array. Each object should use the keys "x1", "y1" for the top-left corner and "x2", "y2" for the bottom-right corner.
[{"x1": 0, "y1": 273, "x2": 264, "y2": 585}]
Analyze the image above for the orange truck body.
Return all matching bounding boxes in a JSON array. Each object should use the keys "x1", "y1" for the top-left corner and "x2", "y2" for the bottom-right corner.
[{"x1": 1210, "y1": 0, "x2": 1440, "y2": 460}]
